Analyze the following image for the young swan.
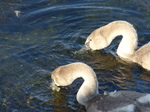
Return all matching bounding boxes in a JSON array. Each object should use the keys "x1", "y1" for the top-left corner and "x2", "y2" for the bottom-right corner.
[
  {"x1": 84, "y1": 21, "x2": 150, "y2": 70},
  {"x1": 51, "y1": 62, "x2": 150, "y2": 112}
]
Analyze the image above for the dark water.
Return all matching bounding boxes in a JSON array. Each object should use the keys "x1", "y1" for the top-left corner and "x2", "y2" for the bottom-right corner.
[{"x1": 0, "y1": 0, "x2": 150, "y2": 112}]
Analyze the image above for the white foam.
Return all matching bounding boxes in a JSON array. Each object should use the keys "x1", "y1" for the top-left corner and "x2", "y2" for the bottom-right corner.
[
  {"x1": 137, "y1": 94, "x2": 150, "y2": 104},
  {"x1": 109, "y1": 104, "x2": 135, "y2": 112}
]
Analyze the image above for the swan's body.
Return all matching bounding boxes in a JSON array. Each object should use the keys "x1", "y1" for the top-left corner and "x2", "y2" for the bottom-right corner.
[
  {"x1": 84, "y1": 21, "x2": 150, "y2": 70},
  {"x1": 51, "y1": 62, "x2": 150, "y2": 112}
]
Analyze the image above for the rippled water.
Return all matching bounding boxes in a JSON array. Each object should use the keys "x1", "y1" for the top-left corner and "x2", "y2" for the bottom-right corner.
[{"x1": 0, "y1": 0, "x2": 150, "y2": 112}]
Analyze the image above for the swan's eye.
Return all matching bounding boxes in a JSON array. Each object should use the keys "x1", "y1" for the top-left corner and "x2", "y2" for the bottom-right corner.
[{"x1": 90, "y1": 39, "x2": 92, "y2": 41}]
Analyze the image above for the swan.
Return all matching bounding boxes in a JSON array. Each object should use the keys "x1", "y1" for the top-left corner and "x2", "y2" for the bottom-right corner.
[
  {"x1": 83, "y1": 20, "x2": 150, "y2": 70},
  {"x1": 51, "y1": 62, "x2": 150, "y2": 112}
]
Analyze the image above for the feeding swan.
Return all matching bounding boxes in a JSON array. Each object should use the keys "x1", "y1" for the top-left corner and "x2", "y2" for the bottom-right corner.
[
  {"x1": 51, "y1": 62, "x2": 150, "y2": 112},
  {"x1": 83, "y1": 21, "x2": 150, "y2": 70}
]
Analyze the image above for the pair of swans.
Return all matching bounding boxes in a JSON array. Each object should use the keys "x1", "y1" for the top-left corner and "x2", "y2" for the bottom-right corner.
[{"x1": 51, "y1": 21, "x2": 150, "y2": 112}]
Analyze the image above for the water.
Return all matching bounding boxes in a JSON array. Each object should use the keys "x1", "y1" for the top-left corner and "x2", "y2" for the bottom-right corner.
[{"x1": 0, "y1": 0, "x2": 150, "y2": 112}]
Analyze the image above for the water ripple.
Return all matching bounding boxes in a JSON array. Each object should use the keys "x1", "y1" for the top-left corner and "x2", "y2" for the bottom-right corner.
[{"x1": 0, "y1": 0, "x2": 150, "y2": 112}]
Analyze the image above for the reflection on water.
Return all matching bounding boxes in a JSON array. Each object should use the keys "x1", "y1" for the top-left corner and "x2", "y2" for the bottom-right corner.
[{"x1": 0, "y1": 0, "x2": 150, "y2": 111}]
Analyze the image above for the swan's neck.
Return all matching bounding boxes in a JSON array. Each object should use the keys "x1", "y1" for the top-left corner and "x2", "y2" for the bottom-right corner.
[
  {"x1": 102, "y1": 21, "x2": 138, "y2": 60},
  {"x1": 76, "y1": 69, "x2": 99, "y2": 106}
]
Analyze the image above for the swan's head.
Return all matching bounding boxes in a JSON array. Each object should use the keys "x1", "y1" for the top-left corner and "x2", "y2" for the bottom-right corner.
[
  {"x1": 51, "y1": 66, "x2": 75, "y2": 87},
  {"x1": 84, "y1": 28, "x2": 109, "y2": 51}
]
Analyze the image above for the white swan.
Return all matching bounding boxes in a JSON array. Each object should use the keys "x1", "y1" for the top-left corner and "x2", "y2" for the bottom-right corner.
[
  {"x1": 51, "y1": 62, "x2": 150, "y2": 112},
  {"x1": 83, "y1": 20, "x2": 150, "y2": 70}
]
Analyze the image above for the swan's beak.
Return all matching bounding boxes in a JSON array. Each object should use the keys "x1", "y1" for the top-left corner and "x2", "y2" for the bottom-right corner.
[
  {"x1": 77, "y1": 42, "x2": 91, "y2": 53},
  {"x1": 50, "y1": 81, "x2": 60, "y2": 92},
  {"x1": 51, "y1": 75, "x2": 60, "y2": 91},
  {"x1": 85, "y1": 41, "x2": 91, "y2": 50},
  {"x1": 79, "y1": 45, "x2": 88, "y2": 52},
  {"x1": 74, "y1": 42, "x2": 91, "y2": 54}
]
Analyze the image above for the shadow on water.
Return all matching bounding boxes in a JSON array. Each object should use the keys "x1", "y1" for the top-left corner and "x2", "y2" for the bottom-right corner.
[{"x1": 0, "y1": 0, "x2": 150, "y2": 111}]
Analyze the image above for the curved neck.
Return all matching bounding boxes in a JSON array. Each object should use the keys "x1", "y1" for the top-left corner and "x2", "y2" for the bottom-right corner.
[
  {"x1": 101, "y1": 21, "x2": 138, "y2": 59},
  {"x1": 76, "y1": 68, "x2": 99, "y2": 106}
]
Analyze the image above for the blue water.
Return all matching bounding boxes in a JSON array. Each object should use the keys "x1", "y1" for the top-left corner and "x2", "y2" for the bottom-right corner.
[{"x1": 0, "y1": 0, "x2": 150, "y2": 112}]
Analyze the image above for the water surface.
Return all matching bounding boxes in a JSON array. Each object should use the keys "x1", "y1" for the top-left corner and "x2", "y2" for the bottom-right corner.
[{"x1": 0, "y1": 0, "x2": 150, "y2": 112}]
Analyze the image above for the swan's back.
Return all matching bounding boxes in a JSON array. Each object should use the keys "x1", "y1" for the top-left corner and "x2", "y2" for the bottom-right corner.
[
  {"x1": 134, "y1": 42, "x2": 150, "y2": 70},
  {"x1": 86, "y1": 91, "x2": 150, "y2": 112}
]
